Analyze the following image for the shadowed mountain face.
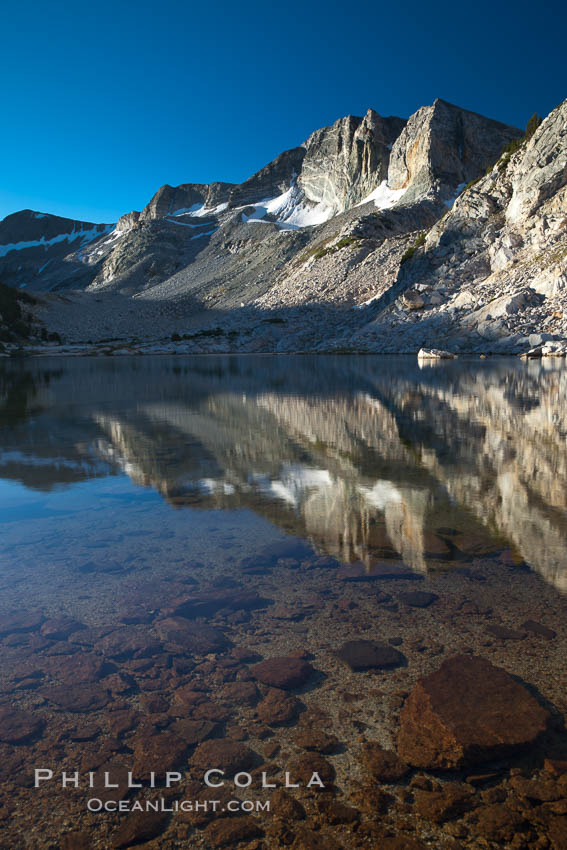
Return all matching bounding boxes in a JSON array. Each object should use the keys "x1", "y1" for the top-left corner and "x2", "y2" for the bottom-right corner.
[
  {"x1": 1, "y1": 355, "x2": 567, "y2": 592},
  {"x1": 0, "y1": 210, "x2": 114, "y2": 293}
]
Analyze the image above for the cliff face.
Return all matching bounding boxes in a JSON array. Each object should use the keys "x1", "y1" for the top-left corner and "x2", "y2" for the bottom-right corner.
[
  {"x1": 140, "y1": 181, "x2": 235, "y2": 221},
  {"x1": 387, "y1": 99, "x2": 523, "y2": 203},
  {"x1": 140, "y1": 183, "x2": 208, "y2": 220},
  {"x1": 298, "y1": 110, "x2": 406, "y2": 214}
]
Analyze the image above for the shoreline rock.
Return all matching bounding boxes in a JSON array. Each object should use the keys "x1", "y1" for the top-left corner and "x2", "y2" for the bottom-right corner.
[{"x1": 417, "y1": 348, "x2": 458, "y2": 360}]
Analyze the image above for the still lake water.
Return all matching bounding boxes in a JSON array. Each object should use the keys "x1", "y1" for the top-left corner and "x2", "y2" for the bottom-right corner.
[{"x1": 0, "y1": 355, "x2": 566, "y2": 848}]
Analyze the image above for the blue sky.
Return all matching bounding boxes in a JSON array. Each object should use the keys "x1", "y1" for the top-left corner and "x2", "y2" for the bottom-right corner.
[{"x1": 1, "y1": 0, "x2": 566, "y2": 224}]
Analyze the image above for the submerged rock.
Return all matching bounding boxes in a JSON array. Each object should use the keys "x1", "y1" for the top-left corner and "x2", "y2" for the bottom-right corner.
[
  {"x1": 270, "y1": 788, "x2": 306, "y2": 820},
  {"x1": 40, "y1": 617, "x2": 84, "y2": 641},
  {"x1": 288, "y1": 752, "x2": 336, "y2": 784},
  {"x1": 191, "y1": 738, "x2": 255, "y2": 772},
  {"x1": 521, "y1": 619, "x2": 557, "y2": 640},
  {"x1": 111, "y1": 810, "x2": 169, "y2": 848},
  {"x1": 155, "y1": 617, "x2": 230, "y2": 654},
  {"x1": 0, "y1": 706, "x2": 44, "y2": 743},
  {"x1": 398, "y1": 655, "x2": 550, "y2": 769},
  {"x1": 361, "y1": 743, "x2": 409, "y2": 782},
  {"x1": 337, "y1": 561, "x2": 418, "y2": 581},
  {"x1": 294, "y1": 729, "x2": 340, "y2": 754},
  {"x1": 132, "y1": 730, "x2": 188, "y2": 777},
  {"x1": 42, "y1": 684, "x2": 109, "y2": 712},
  {"x1": 398, "y1": 591, "x2": 439, "y2": 608},
  {"x1": 60, "y1": 831, "x2": 91, "y2": 850},
  {"x1": 412, "y1": 782, "x2": 476, "y2": 823},
  {"x1": 220, "y1": 681, "x2": 259, "y2": 706},
  {"x1": 169, "y1": 718, "x2": 217, "y2": 745},
  {"x1": 485, "y1": 624, "x2": 526, "y2": 641},
  {"x1": 204, "y1": 815, "x2": 263, "y2": 848},
  {"x1": 170, "y1": 589, "x2": 270, "y2": 619},
  {"x1": 0, "y1": 611, "x2": 44, "y2": 637},
  {"x1": 256, "y1": 688, "x2": 301, "y2": 725},
  {"x1": 335, "y1": 640, "x2": 406, "y2": 671},
  {"x1": 97, "y1": 626, "x2": 161, "y2": 659},
  {"x1": 40, "y1": 652, "x2": 104, "y2": 685},
  {"x1": 251, "y1": 656, "x2": 315, "y2": 690}
]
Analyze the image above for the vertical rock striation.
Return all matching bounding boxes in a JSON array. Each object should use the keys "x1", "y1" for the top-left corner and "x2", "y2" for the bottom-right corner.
[{"x1": 298, "y1": 109, "x2": 406, "y2": 214}]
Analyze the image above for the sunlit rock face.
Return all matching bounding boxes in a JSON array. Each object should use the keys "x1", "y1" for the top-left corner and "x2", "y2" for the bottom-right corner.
[
  {"x1": 387, "y1": 99, "x2": 522, "y2": 204},
  {"x1": 298, "y1": 110, "x2": 406, "y2": 215},
  {"x1": 2, "y1": 356, "x2": 567, "y2": 592},
  {"x1": 378, "y1": 99, "x2": 567, "y2": 355}
]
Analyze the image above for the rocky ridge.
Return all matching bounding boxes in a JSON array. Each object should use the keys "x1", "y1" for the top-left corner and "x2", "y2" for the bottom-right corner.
[
  {"x1": 348, "y1": 98, "x2": 567, "y2": 354},
  {"x1": 1, "y1": 97, "x2": 566, "y2": 354}
]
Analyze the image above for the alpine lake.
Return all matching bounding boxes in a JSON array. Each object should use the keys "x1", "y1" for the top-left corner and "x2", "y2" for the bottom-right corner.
[{"x1": 0, "y1": 355, "x2": 566, "y2": 850}]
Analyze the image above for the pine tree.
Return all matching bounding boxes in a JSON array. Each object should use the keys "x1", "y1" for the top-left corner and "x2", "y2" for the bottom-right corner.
[{"x1": 525, "y1": 113, "x2": 542, "y2": 140}]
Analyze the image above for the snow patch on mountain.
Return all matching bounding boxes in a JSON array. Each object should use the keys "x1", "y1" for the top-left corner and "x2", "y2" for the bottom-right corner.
[
  {"x1": 183, "y1": 202, "x2": 228, "y2": 218},
  {"x1": 0, "y1": 224, "x2": 113, "y2": 258},
  {"x1": 356, "y1": 180, "x2": 407, "y2": 210},
  {"x1": 242, "y1": 182, "x2": 334, "y2": 230},
  {"x1": 93, "y1": 226, "x2": 127, "y2": 255}
]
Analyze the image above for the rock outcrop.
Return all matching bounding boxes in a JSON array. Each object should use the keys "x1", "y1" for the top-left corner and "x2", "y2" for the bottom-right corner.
[
  {"x1": 387, "y1": 99, "x2": 522, "y2": 204},
  {"x1": 140, "y1": 181, "x2": 234, "y2": 220},
  {"x1": 140, "y1": 183, "x2": 207, "y2": 220},
  {"x1": 417, "y1": 348, "x2": 457, "y2": 360},
  {"x1": 227, "y1": 147, "x2": 306, "y2": 208},
  {"x1": 351, "y1": 97, "x2": 567, "y2": 354}
]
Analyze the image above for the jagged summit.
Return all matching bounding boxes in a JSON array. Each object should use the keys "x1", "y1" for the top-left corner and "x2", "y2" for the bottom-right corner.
[
  {"x1": 297, "y1": 109, "x2": 406, "y2": 216},
  {"x1": 387, "y1": 99, "x2": 523, "y2": 204}
]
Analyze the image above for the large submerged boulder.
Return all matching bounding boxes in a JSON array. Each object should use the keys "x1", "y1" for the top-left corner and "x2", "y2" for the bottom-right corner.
[
  {"x1": 251, "y1": 656, "x2": 314, "y2": 690},
  {"x1": 398, "y1": 655, "x2": 550, "y2": 769}
]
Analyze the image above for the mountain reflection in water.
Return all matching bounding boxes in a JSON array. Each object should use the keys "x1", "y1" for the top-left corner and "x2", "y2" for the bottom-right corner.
[{"x1": 1, "y1": 354, "x2": 566, "y2": 592}]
